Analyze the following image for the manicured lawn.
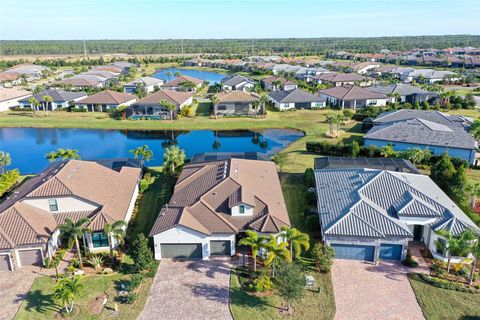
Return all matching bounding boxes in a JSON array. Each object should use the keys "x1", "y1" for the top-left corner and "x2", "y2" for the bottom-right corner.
[
  {"x1": 229, "y1": 172, "x2": 336, "y2": 320},
  {"x1": 15, "y1": 168, "x2": 170, "y2": 320},
  {"x1": 408, "y1": 274, "x2": 480, "y2": 320}
]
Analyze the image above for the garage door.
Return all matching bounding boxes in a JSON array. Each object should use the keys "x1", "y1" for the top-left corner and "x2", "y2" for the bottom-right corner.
[
  {"x1": 379, "y1": 244, "x2": 403, "y2": 260},
  {"x1": 18, "y1": 249, "x2": 43, "y2": 267},
  {"x1": 330, "y1": 243, "x2": 375, "y2": 262},
  {"x1": 210, "y1": 240, "x2": 231, "y2": 256},
  {"x1": 160, "y1": 244, "x2": 202, "y2": 259},
  {"x1": 0, "y1": 254, "x2": 11, "y2": 271}
]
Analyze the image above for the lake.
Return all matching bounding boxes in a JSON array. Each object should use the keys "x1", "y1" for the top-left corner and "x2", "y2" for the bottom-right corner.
[
  {"x1": 153, "y1": 67, "x2": 226, "y2": 84},
  {"x1": 0, "y1": 128, "x2": 303, "y2": 174}
]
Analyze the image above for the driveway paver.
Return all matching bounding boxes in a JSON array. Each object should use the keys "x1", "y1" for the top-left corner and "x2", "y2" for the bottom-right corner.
[
  {"x1": 332, "y1": 260, "x2": 425, "y2": 320},
  {"x1": 0, "y1": 269, "x2": 38, "y2": 320},
  {"x1": 140, "y1": 258, "x2": 232, "y2": 320}
]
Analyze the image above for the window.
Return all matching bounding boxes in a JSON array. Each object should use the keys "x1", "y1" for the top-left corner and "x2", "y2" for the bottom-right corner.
[
  {"x1": 49, "y1": 199, "x2": 58, "y2": 212},
  {"x1": 239, "y1": 205, "x2": 245, "y2": 214},
  {"x1": 92, "y1": 233, "x2": 109, "y2": 248},
  {"x1": 217, "y1": 105, "x2": 227, "y2": 111}
]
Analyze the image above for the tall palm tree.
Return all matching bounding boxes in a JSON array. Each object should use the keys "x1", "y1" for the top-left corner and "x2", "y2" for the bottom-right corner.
[
  {"x1": 28, "y1": 97, "x2": 40, "y2": 117},
  {"x1": 0, "y1": 151, "x2": 11, "y2": 174},
  {"x1": 58, "y1": 217, "x2": 91, "y2": 269},
  {"x1": 42, "y1": 95, "x2": 53, "y2": 115},
  {"x1": 264, "y1": 235, "x2": 291, "y2": 277},
  {"x1": 238, "y1": 230, "x2": 267, "y2": 272},
  {"x1": 436, "y1": 230, "x2": 473, "y2": 273},
  {"x1": 163, "y1": 145, "x2": 185, "y2": 176},
  {"x1": 159, "y1": 100, "x2": 177, "y2": 120},
  {"x1": 53, "y1": 276, "x2": 83, "y2": 315},
  {"x1": 258, "y1": 94, "x2": 269, "y2": 115},
  {"x1": 325, "y1": 113, "x2": 336, "y2": 135},
  {"x1": 280, "y1": 226, "x2": 310, "y2": 259},
  {"x1": 104, "y1": 221, "x2": 127, "y2": 266}
]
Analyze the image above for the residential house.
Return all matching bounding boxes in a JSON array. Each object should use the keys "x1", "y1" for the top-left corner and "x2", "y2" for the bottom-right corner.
[
  {"x1": 313, "y1": 73, "x2": 371, "y2": 87},
  {"x1": 314, "y1": 156, "x2": 420, "y2": 174},
  {"x1": 123, "y1": 76, "x2": 164, "y2": 94},
  {"x1": 367, "y1": 83, "x2": 439, "y2": 104},
  {"x1": 314, "y1": 168, "x2": 479, "y2": 263},
  {"x1": 214, "y1": 90, "x2": 261, "y2": 116},
  {"x1": 128, "y1": 89, "x2": 193, "y2": 120},
  {"x1": 351, "y1": 62, "x2": 382, "y2": 74},
  {"x1": 0, "y1": 64, "x2": 50, "y2": 82},
  {"x1": 53, "y1": 75, "x2": 108, "y2": 91},
  {"x1": 0, "y1": 88, "x2": 32, "y2": 112},
  {"x1": 364, "y1": 110, "x2": 477, "y2": 164},
  {"x1": 149, "y1": 158, "x2": 291, "y2": 259},
  {"x1": 221, "y1": 75, "x2": 255, "y2": 91},
  {"x1": 0, "y1": 159, "x2": 141, "y2": 271},
  {"x1": 261, "y1": 76, "x2": 298, "y2": 91},
  {"x1": 0, "y1": 73, "x2": 22, "y2": 87},
  {"x1": 74, "y1": 90, "x2": 136, "y2": 112},
  {"x1": 318, "y1": 85, "x2": 388, "y2": 109},
  {"x1": 402, "y1": 69, "x2": 460, "y2": 84},
  {"x1": 19, "y1": 89, "x2": 87, "y2": 111},
  {"x1": 161, "y1": 75, "x2": 203, "y2": 92},
  {"x1": 268, "y1": 88, "x2": 326, "y2": 111}
]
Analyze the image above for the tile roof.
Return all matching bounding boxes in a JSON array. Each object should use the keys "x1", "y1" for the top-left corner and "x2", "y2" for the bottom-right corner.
[
  {"x1": 162, "y1": 75, "x2": 203, "y2": 87},
  {"x1": 317, "y1": 73, "x2": 366, "y2": 82},
  {"x1": 216, "y1": 90, "x2": 259, "y2": 103},
  {"x1": 150, "y1": 159, "x2": 291, "y2": 236},
  {"x1": 124, "y1": 76, "x2": 164, "y2": 87},
  {"x1": 261, "y1": 76, "x2": 296, "y2": 86},
  {"x1": 75, "y1": 90, "x2": 136, "y2": 105},
  {"x1": 0, "y1": 160, "x2": 141, "y2": 248},
  {"x1": 319, "y1": 85, "x2": 387, "y2": 101},
  {"x1": 269, "y1": 88, "x2": 326, "y2": 103},
  {"x1": 315, "y1": 169, "x2": 479, "y2": 239},
  {"x1": 0, "y1": 88, "x2": 31, "y2": 102},
  {"x1": 133, "y1": 89, "x2": 192, "y2": 106}
]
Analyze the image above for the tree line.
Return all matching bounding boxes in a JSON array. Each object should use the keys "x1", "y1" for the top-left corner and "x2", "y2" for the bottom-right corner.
[{"x1": 1, "y1": 35, "x2": 479, "y2": 56}]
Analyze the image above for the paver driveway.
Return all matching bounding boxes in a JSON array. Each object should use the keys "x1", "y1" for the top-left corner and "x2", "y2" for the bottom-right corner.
[
  {"x1": 140, "y1": 257, "x2": 232, "y2": 320},
  {"x1": 0, "y1": 269, "x2": 38, "y2": 320},
  {"x1": 332, "y1": 260, "x2": 425, "y2": 320}
]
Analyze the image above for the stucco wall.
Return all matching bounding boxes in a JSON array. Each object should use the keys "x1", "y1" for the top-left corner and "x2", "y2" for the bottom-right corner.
[{"x1": 22, "y1": 196, "x2": 99, "y2": 213}]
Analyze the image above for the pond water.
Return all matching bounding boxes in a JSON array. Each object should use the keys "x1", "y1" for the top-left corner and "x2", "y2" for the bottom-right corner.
[
  {"x1": 0, "y1": 128, "x2": 303, "y2": 174},
  {"x1": 153, "y1": 67, "x2": 226, "y2": 84}
]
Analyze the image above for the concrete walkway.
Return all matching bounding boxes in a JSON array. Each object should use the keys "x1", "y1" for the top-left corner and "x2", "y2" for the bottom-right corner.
[
  {"x1": 332, "y1": 260, "x2": 425, "y2": 320},
  {"x1": 139, "y1": 258, "x2": 232, "y2": 320}
]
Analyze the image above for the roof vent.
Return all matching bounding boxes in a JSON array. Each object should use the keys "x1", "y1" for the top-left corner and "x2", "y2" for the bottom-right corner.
[{"x1": 212, "y1": 192, "x2": 217, "y2": 196}]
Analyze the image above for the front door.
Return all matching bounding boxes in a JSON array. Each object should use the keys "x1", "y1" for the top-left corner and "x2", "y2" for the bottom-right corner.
[{"x1": 413, "y1": 225, "x2": 424, "y2": 242}]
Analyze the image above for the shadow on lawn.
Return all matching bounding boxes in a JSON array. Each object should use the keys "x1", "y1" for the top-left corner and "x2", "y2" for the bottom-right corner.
[{"x1": 18, "y1": 289, "x2": 58, "y2": 314}]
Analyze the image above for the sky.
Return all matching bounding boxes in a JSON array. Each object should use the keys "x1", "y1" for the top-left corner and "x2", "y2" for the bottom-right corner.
[{"x1": 0, "y1": 0, "x2": 479, "y2": 40}]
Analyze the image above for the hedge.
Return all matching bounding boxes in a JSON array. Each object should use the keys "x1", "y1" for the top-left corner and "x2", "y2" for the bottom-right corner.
[
  {"x1": 0, "y1": 169, "x2": 20, "y2": 197},
  {"x1": 416, "y1": 273, "x2": 480, "y2": 294}
]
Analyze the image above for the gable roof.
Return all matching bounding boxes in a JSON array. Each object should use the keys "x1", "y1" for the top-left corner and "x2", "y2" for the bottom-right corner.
[
  {"x1": 269, "y1": 88, "x2": 326, "y2": 103},
  {"x1": 0, "y1": 160, "x2": 141, "y2": 249},
  {"x1": 150, "y1": 159, "x2": 291, "y2": 237},
  {"x1": 124, "y1": 76, "x2": 164, "y2": 87},
  {"x1": 315, "y1": 169, "x2": 479, "y2": 239},
  {"x1": 367, "y1": 83, "x2": 435, "y2": 97},
  {"x1": 221, "y1": 75, "x2": 254, "y2": 86},
  {"x1": 372, "y1": 109, "x2": 472, "y2": 130},
  {"x1": 261, "y1": 76, "x2": 296, "y2": 86},
  {"x1": 216, "y1": 90, "x2": 259, "y2": 103},
  {"x1": 317, "y1": 73, "x2": 366, "y2": 82},
  {"x1": 74, "y1": 90, "x2": 136, "y2": 105},
  {"x1": 0, "y1": 88, "x2": 32, "y2": 102},
  {"x1": 162, "y1": 75, "x2": 203, "y2": 87},
  {"x1": 19, "y1": 89, "x2": 87, "y2": 103},
  {"x1": 319, "y1": 85, "x2": 387, "y2": 101},
  {"x1": 133, "y1": 89, "x2": 192, "y2": 106}
]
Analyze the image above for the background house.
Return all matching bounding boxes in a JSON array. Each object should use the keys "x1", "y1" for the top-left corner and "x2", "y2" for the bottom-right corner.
[
  {"x1": 0, "y1": 88, "x2": 32, "y2": 112},
  {"x1": 19, "y1": 89, "x2": 87, "y2": 111},
  {"x1": 221, "y1": 75, "x2": 255, "y2": 91},
  {"x1": 261, "y1": 76, "x2": 298, "y2": 91},
  {"x1": 268, "y1": 88, "x2": 326, "y2": 110},
  {"x1": 123, "y1": 76, "x2": 164, "y2": 94},
  {"x1": 319, "y1": 85, "x2": 388, "y2": 108},
  {"x1": 128, "y1": 89, "x2": 193, "y2": 120},
  {"x1": 214, "y1": 90, "x2": 261, "y2": 116},
  {"x1": 74, "y1": 90, "x2": 136, "y2": 112},
  {"x1": 367, "y1": 83, "x2": 439, "y2": 104},
  {"x1": 161, "y1": 75, "x2": 203, "y2": 92}
]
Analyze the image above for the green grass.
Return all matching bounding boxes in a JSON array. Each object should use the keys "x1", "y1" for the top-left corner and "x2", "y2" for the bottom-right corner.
[
  {"x1": 229, "y1": 172, "x2": 336, "y2": 320},
  {"x1": 15, "y1": 169, "x2": 170, "y2": 320},
  {"x1": 408, "y1": 274, "x2": 480, "y2": 320}
]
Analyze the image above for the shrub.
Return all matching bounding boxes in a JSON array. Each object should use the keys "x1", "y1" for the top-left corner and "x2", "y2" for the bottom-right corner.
[
  {"x1": 71, "y1": 108, "x2": 87, "y2": 112},
  {"x1": 402, "y1": 251, "x2": 419, "y2": 268},
  {"x1": 44, "y1": 257, "x2": 52, "y2": 269},
  {"x1": 87, "y1": 255, "x2": 105, "y2": 271},
  {"x1": 274, "y1": 262, "x2": 305, "y2": 310},
  {"x1": 0, "y1": 169, "x2": 20, "y2": 197},
  {"x1": 304, "y1": 168, "x2": 315, "y2": 188},
  {"x1": 139, "y1": 178, "x2": 149, "y2": 193},
  {"x1": 179, "y1": 105, "x2": 195, "y2": 117},
  {"x1": 131, "y1": 233, "x2": 153, "y2": 272},
  {"x1": 418, "y1": 274, "x2": 480, "y2": 293},
  {"x1": 248, "y1": 274, "x2": 274, "y2": 292},
  {"x1": 125, "y1": 293, "x2": 137, "y2": 304},
  {"x1": 305, "y1": 191, "x2": 317, "y2": 206},
  {"x1": 311, "y1": 242, "x2": 335, "y2": 273},
  {"x1": 127, "y1": 273, "x2": 144, "y2": 290},
  {"x1": 70, "y1": 257, "x2": 80, "y2": 269},
  {"x1": 305, "y1": 214, "x2": 320, "y2": 233}
]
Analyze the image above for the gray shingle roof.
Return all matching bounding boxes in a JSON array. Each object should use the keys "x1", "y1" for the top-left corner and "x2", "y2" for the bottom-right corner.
[
  {"x1": 268, "y1": 88, "x2": 325, "y2": 103},
  {"x1": 315, "y1": 169, "x2": 479, "y2": 239},
  {"x1": 19, "y1": 89, "x2": 87, "y2": 103},
  {"x1": 368, "y1": 83, "x2": 434, "y2": 97},
  {"x1": 373, "y1": 110, "x2": 472, "y2": 130},
  {"x1": 221, "y1": 75, "x2": 254, "y2": 86},
  {"x1": 365, "y1": 118, "x2": 477, "y2": 150}
]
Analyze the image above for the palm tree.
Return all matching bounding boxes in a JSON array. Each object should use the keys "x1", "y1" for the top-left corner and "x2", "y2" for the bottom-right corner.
[
  {"x1": 325, "y1": 113, "x2": 336, "y2": 135},
  {"x1": 280, "y1": 226, "x2": 310, "y2": 259},
  {"x1": 436, "y1": 230, "x2": 473, "y2": 273},
  {"x1": 42, "y1": 95, "x2": 53, "y2": 115},
  {"x1": 129, "y1": 145, "x2": 153, "y2": 161},
  {"x1": 238, "y1": 230, "x2": 267, "y2": 272},
  {"x1": 163, "y1": 145, "x2": 185, "y2": 176},
  {"x1": 466, "y1": 183, "x2": 480, "y2": 209},
  {"x1": 212, "y1": 131, "x2": 221, "y2": 150},
  {"x1": 468, "y1": 233, "x2": 480, "y2": 285},
  {"x1": 258, "y1": 94, "x2": 269, "y2": 115},
  {"x1": 160, "y1": 100, "x2": 177, "y2": 120},
  {"x1": 166, "y1": 71, "x2": 173, "y2": 82},
  {"x1": 58, "y1": 217, "x2": 91, "y2": 269},
  {"x1": 104, "y1": 221, "x2": 127, "y2": 266},
  {"x1": 0, "y1": 151, "x2": 11, "y2": 174},
  {"x1": 174, "y1": 71, "x2": 181, "y2": 78},
  {"x1": 179, "y1": 80, "x2": 196, "y2": 92},
  {"x1": 45, "y1": 148, "x2": 81, "y2": 162},
  {"x1": 28, "y1": 97, "x2": 40, "y2": 117},
  {"x1": 53, "y1": 276, "x2": 83, "y2": 315},
  {"x1": 264, "y1": 235, "x2": 291, "y2": 277}
]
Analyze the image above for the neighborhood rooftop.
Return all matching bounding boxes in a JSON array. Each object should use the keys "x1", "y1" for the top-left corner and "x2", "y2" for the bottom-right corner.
[
  {"x1": 269, "y1": 88, "x2": 326, "y2": 103},
  {"x1": 319, "y1": 85, "x2": 387, "y2": 100}
]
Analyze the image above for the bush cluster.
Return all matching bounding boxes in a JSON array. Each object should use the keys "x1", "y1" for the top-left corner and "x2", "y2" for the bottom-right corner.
[
  {"x1": 418, "y1": 274, "x2": 480, "y2": 293},
  {"x1": 0, "y1": 169, "x2": 20, "y2": 197}
]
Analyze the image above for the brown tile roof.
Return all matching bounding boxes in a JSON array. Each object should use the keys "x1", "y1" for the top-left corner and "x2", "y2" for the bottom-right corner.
[
  {"x1": 319, "y1": 85, "x2": 387, "y2": 101},
  {"x1": 133, "y1": 89, "x2": 192, "y2": 106},
  {"x1": 216, "y1": 90, "x2": 259, "y2": 103},
  {"x1": 150, "y1": 159, "x2": 290, "y2": 237},
  {"x1": 0, "y1": 160, "x2": 141, "y2": 248},
  {"x1": 0, "y1": 88, "x2": 32, "y2": 102},
  {"x1": 0, "y1": 73, "x2": 20, "y2": 81},
  {"x1": 318, "y1": 73, "x2": 366, "y2": 82},
  {"x1": 75, "y1": 90, "x2": 136, "y2": 105},
  {"x1": 56, "y1": 77, "x2": 101, "y2": 87},
  {"x1": 92, "y1": 66, "x2": 123, "y2": 74},
  {"x1": 162, "y1": 75, "x2": 203, "y2": 88}
]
